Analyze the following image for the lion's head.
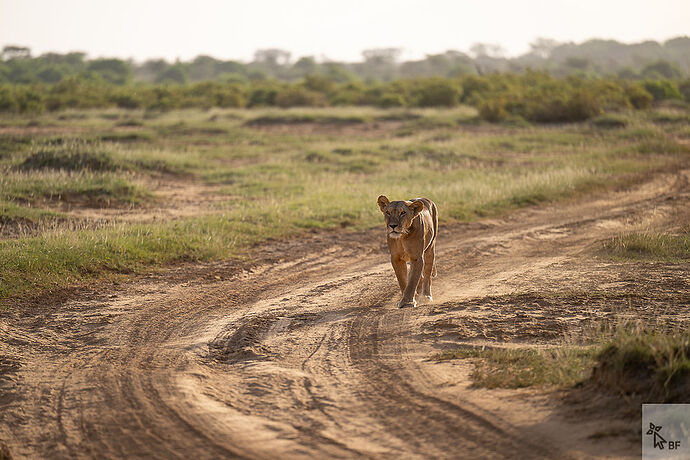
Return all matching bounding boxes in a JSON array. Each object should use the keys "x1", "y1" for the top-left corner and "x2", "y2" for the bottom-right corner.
[{"x1": 377, "y1": 195, "x2": 425, "y2": 239}]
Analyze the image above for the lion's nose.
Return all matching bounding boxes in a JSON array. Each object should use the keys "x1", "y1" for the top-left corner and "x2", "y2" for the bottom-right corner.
[{"x1": 389, "y1": 224, "x2": 397, "y2": 229}]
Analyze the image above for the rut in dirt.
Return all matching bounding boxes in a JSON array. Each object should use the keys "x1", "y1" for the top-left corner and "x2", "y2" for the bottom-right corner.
[{"x1": 0, "y1": 169, "x2": 688, "y2": 459}]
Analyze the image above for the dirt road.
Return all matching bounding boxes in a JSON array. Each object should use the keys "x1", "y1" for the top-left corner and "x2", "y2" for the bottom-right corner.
[{"x1": 1, "y1": 170, "x2": 689, "y2": 459}]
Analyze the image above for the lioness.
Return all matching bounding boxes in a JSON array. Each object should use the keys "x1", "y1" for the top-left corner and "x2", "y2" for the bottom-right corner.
[{"x1": 377, "y1": 196, "x2": 438, "y2": 308}]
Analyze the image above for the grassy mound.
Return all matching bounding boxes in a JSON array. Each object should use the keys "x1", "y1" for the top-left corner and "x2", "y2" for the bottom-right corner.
[{"x1": 592, "y1": 328, "x2": 690, "y2": 402}]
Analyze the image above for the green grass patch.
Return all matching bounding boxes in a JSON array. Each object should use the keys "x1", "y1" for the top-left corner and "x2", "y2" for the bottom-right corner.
[
  {"x1": 1, "y1": 200, "x2": 62, "y2": 221},
  {"x1": 1, "y1": 170, "x2": 145, "y2": 206},
  {"x1": 602, "y1": 231, "x2": 690, "y2": 262},
  {"x1": 592, "y1": 326, "x2": 690, "y2": 402},
  {"x1": 434, "y1": 346, "x2": 597, "y2": 389},
  {"x1": 435, "y1": 325, "x2": 690, "y2": 401},
  {"x1": 18, "y1": 146, "x2": 121, "y2": 172},
  {"x1": 0, "y1": 107, "x2": 689, "y2": 304}
]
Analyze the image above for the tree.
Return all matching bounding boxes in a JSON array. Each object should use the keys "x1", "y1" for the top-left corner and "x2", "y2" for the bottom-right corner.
[
  {"x1": 362, "y1": 48, "x2": 401, "y2": 65},
  {"x1": 86, "y1": 58, "x2": 132, "y2": 84},
  {"x1": 2, "y1": 45, "x2": 31, "y2": 60},
  {"x1": 189, "y1": 55, "x2": 221, "y2": 81},
  {"x1": 253, "y1": 49, "x2": 291, "y2": 67},
  {"x1": 529, "y1": 38, "x2": 560, "y2": 58},
  {"x1": 470, "y1": 43, "x2": 505, "y2": 58},
  {"x1": 641, "y1": 61, "x2": 684, "y2": 79},
  {"x1": 155, "y1": 66, "x2": 187, "y2": 84},
  {"x1": 292, "y1": 56, "x2": 318, "y2": 75}
]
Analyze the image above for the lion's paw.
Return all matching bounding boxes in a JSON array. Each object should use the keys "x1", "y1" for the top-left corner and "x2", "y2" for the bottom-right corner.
[{"x1": 398, "y1": 299, "x2": 417, "y2": 308}]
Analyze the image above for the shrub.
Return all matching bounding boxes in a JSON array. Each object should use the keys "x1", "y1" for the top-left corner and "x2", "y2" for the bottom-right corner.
[
  {"x1": 302, "y1": 74, "x2": 335, "y2": 93},
  {"x1": 521, "y1": 88, "x2": 602, "y2": 123},
  {"x1": 459, "y1": 74, "x2": 492, "y2": 104},
  {"x1": 478, "y1": 98, "x2": 509, "y2": 122},
  {"x1": 108, "y1": 90, "x2": 143, "y2": 109},
  {"x1": 274, "y1": 87, "x2": 327, "y2": 107},
  {"x1": 625, "y1": 84, "x2": 654, "y2": 109},
  {"x1": 142, "y1": 87, "x2": 183, "y2": 111},
  {"x1": 642, "y1": 80, "x2": 682, "y2": 101},
  {"x1": 0, "y1": 85, "x2": 18, "y2": 112},
  {"x1": 410, "y1": 78, "x2": 461, "y2": 107},
  {"x1": 377, "y1": 92, "x2": 406, "y2": 108},
  {"x1": 45, "y1": 76, "x2": 110, "y2": 110},
  {"x1": 247, "y1": 84, "x2": 280, "y2": 107},
  {"x1": 678, "y1": 79, "x2": 690, "y2": 102},
  {"x1": 13, "y1": 86, "x2": 45, "y2": 114}
]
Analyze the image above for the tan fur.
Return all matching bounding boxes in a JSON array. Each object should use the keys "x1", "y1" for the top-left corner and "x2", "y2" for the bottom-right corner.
[{"x1": 377, "y1": 195, "x2": 438, "y2": 308}]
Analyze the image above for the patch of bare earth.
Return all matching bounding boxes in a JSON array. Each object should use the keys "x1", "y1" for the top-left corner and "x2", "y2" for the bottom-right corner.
[
  {"x1": 0, "y1": 169, "x2": 688, "y2": 459},
  {"x1": 246, "y1": 120, "x2": 404, "y2": 137}
]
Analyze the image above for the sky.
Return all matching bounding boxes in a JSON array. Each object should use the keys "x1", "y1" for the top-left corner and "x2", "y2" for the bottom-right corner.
[{"x1": 1, "y1": 0, "x2": 688, "y2": 63}]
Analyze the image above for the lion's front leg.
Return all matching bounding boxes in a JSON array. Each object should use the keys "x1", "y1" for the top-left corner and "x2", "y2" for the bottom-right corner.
[
  {"x1": 390, "y1": 256, "x2": 408, "y2": 294},
  {"x1": 400, "y1": 259, "x2": 423, "y2": 308}
]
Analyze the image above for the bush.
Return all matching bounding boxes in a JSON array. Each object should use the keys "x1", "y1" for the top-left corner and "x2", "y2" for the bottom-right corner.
[
  {"x1": 410, "y1": 78, "x2": 461, "y2": 107},
  {"x1": 678, "y1": 79, "x2": 690, "y2": 102},
  {"x1": 478, "y1": 98, "x2": 509, "y2": 122},
  {"x1": 625, "y1": 84, "x2": 654, "y2": 109},
  {"x1": 247, "y1": 84, "x2": 279, "y2": 107},
  {"x1": 45, "y1": 76, "x2": 110, "y2": 111},
  {"x1": 108, "y1": 90, "x2": 143, "y2": 109},
  {"x1": 184, "y1": 82, "x2": 246, "y2": 108},
  {"x1": 0, "y1": 85, "x2": 19, "y2": 112},
  {"x1": 642, "y1": 80, "x2": 682, "y2": 101},
  {"x1": 0, "y1": 74, "x2": 685, "y2": 116},
  {"x1": 13, "y1": 86, "x2": 45, "y2": 114},
  {"x1": 274, "y1": 87, "x2": 326, "y2": 107},
  {"x1": 377, "y1": 92, "x2": 406, "y2": 108},
  {"x1": 302, "y1": 74, "x2": 335, "y2": 93},
  {"x1": 142, "y1": 87, "x2": 183, "y2": 111}
]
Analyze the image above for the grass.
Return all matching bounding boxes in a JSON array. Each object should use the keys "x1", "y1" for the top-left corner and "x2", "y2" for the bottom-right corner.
[
  {"x1": 602, "y1": 231, "x2": 690, "y2": 262},
  {"x1": 434, "y1": 346, "x2": 597, "y2": 389},
  {"x1": 1, "y1": 170, "x2": 145, "y2": 206},
  {"x1": 434, "y1": 323, "x2": 690, "y2": 402},
  {"x1": 0, "y1": 105, "x2": 689, "y2": 304},
  {"x1": 592, "y1": 325, "x2": 690, "y2": 402},
  {"x1": 591, "y1": 113, "x2": 629, "y2": 129}
]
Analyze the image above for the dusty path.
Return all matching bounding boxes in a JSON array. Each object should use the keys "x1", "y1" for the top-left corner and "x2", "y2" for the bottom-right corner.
[{"x1": 1, "y1": 170, "x2": 689, "y2": 459}]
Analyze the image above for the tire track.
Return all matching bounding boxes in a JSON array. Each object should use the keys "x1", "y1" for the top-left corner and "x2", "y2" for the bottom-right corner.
[{"x1": 1, "y1": 170, "x2": 687, "y2": 459}]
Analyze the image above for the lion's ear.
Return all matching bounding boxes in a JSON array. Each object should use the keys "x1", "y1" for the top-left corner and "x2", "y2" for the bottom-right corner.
[
  {"x1": 377, "y1": 195, "x2": 390, "y2": 212},
  {"x1": 409, "y1": 200, "x2": 424, "y2": 217}
]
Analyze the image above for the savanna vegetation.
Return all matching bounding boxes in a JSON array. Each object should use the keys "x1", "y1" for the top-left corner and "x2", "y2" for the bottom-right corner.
[
  {"x1": 1, "y1": 101, "x2": 689, "y2": 305},
  {"x1": 1, "y1": 38, "x2": 690, "y2": 125},
  {"x1": 0, "y1": 72, "x2": 688, "y2": 125},
  {"x1": 2, "y1": 37, "x2": 689, "y2": 84},
  {"x1": 436, "y1": 323, "x2": 690, "y2": 403}
]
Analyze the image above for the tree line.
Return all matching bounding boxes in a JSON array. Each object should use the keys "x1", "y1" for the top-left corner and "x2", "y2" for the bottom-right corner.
[{"x1": 1, "y1": 36, "x2": 689, "y2": 85}]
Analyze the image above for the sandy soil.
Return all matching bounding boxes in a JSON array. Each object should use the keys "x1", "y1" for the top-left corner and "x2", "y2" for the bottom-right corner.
[{"x1": 1, "y1": 169, "x2": 689, "y2": 459}]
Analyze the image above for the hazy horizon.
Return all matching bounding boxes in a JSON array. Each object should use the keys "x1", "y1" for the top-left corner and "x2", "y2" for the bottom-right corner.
[{"x1": 1, "y1": 0, "x2": 689, "y2": 63}]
